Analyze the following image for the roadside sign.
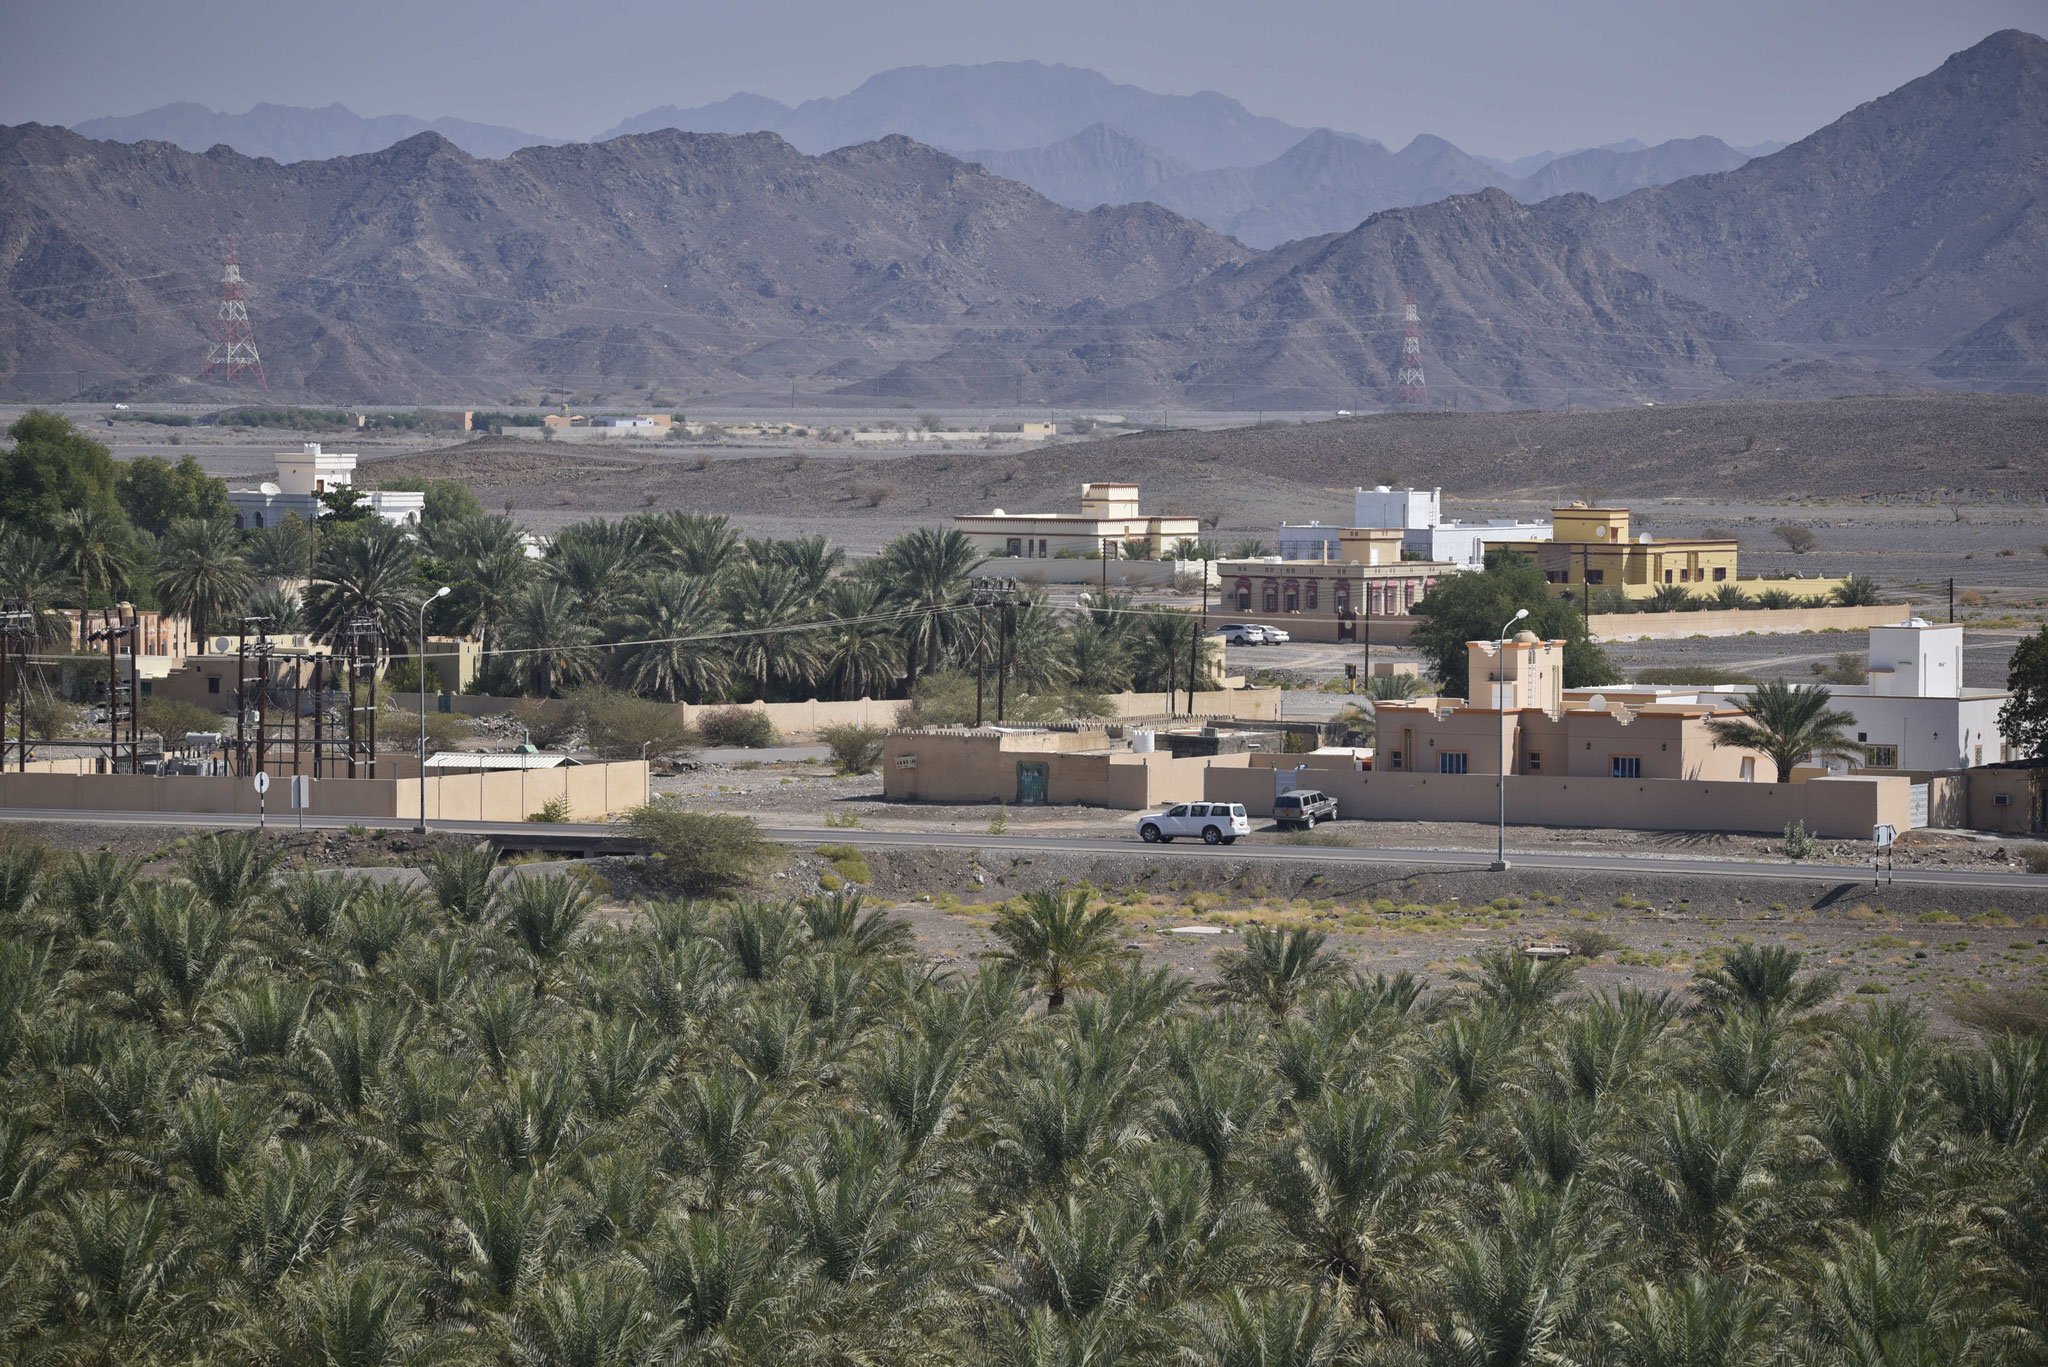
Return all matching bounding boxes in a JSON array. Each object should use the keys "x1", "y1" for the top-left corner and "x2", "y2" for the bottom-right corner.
[
  {"x1": 1872, "y1": 824, "x2": 1896, "y2": 848},
  {"x1": 290, "y1": 775, "x2": 311, "y2": 809},
  {"x1": 253, "y1": 771, "x2": 271, "y2": 795},
  {"x1": 1872, "y1": 824, "x2": 1896, "y2": 888},
  {"x1": 253, "y1": 770, "x2": 270, "y2": 830}
]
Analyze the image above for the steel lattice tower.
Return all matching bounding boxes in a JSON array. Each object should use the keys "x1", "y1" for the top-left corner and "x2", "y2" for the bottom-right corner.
[
  {"x1": 202, "y1": 236, "x2": 267, "y2": 388},
  {"x1": 1395, "y1": 288, "x2": 1428, "y2": 407}
]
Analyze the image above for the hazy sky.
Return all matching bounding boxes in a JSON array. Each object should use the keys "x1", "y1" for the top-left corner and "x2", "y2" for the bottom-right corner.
[{"x1": 4, "y1": 0, "x2": 2040, "y2": 156}]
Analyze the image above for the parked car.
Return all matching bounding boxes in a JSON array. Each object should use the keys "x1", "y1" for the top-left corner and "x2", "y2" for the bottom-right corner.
[
  {"x1": 1215, "y1": 624, "x2": 1268, "y2": 645},
  {"x1": 1136, "y1": 801, "x2": 1250, "y2": 845},
  {"x1": 1259, "y1": 626, "x2": 1292, "y2": 644},
  {"x1": 1272, "y1": 789, "x2": 1338, "y2": 829}
]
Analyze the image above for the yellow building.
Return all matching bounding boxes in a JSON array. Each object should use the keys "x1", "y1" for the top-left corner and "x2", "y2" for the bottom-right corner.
[
  {"x1": 954, "y1": 482, "x2": 1200, "y2": 560},
  {"x1": 1490, "y1": 504, "x2": 1740, "y2": 601}
]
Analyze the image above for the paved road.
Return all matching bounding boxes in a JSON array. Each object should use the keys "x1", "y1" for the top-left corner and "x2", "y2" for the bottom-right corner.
[{"x1": 2, "y1": 806, "x2": 2041, "y2": 893}]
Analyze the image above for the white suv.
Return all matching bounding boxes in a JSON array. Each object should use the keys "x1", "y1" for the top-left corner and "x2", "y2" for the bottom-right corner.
[
  {"x1": 1215, "y1": 624, "x2": 1267, "y2": 645},
  {"x1": 1137, "y1": 802, "x2": 1250, "y2": 845}
]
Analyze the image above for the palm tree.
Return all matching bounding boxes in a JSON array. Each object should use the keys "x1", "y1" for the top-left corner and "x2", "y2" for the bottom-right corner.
[
  {"x1": 55, "y1": 507, "x2": 134, "y2": 603},
  {"x1": 878, "y1": 527, "x2": 982, "y2": 686},
  {"x1": 1831, "y1": 575, "x2": 1883, "y2": 607},
  {"x1": 504, "y1": 582, "x2": 601, "y2": 697},
  {"x1": 770, "y1": 534, "x2": 845, "y2": 597},
  {"x1": 1691, "y1": 944, "x2": 1839, "y2": 1018},
  {"x1": 1229, "y1": 539, "x2": 1269, "y2": 559},
  {"x1": 651, "y1": 512, "x2": 746, "y2": 580},
  {"x1": 548, "y1": 521, "x2": 642, "y2": 624},
  {"x1": 1214, "y1": 927, "x2": 1349, "y2": 1018},
  {"x1": 463, "y1": 546, "x2": 534, "y2": 655},
  {"x1": 721, "y1": 561, "x2": 821, "y2": 700},
  {"x1": 242, "y1": 585, "x2": 305, "y2": 632},
  {"x1": 614, "y1": 572, "x2": 729, "y2": 703},
  {"x1": 1006, "y1": 593, "x2": 1078, "y2": 692},
  {"x1": 0, "y1": 526, "x2": 81, "y2": 645},
  {"x1": 1131, "y1": 608, "x2": 1206, "y2": 696},
  {"x1": 813, "y1": 578, "x2": 902, "y2": 701},
  {"x1": 1609, "y1": 1275, "x2": 1778, "y2": 1367},
  {"x1": 1704, "y1": 680, "x2": 1861, "y2": 781},
  {"x1": 153, "y1": 517, "x2": 253, "y2": 647},
  {"x1": 305, "y1": 519, "x2": 421, "y2": 645},
  {"x1": 244, "y1": 514, "x2": 313, "y2": 583},
  {"x1": 1064, "y1": 619, "x2": 1131, "y2": 693},
  {"x1": 987, "y1": 887, "x2": 1127, "y2": 1010}
]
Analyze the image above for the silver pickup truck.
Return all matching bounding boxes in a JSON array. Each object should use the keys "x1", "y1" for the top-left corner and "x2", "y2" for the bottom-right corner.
[{"x1": 1273, "y1": 789, "x2": 1338, "y2": 829}]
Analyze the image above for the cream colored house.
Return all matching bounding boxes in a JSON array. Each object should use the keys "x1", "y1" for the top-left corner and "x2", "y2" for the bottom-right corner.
[{"x1": 954, "y1": 483, "x2": 1200, "y2": 560}]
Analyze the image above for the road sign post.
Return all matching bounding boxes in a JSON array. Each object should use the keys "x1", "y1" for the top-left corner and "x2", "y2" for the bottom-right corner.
[
  {"x1": 291, "y1": 774, "x2": 310, "y2": 830},
  {"x1": 253, "y1": 770, "x2": 270, "y2": 830},
  {"x1": 1872, "y1": 823, "x2": 1896, "y2": 888}
]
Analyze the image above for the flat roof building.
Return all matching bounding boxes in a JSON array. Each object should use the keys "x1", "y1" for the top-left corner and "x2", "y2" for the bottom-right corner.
[
  {"x1": 227, "y1": 443, "x2": 424, "y2": 531},
  {"x1": 954, "y1": 482, "x2": 1201, "y2": 560}
]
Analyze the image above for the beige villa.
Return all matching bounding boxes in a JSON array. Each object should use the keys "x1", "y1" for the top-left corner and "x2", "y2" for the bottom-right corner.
[{"x1": 954, "y1": 483, "x2": 1200, "y2": 560}]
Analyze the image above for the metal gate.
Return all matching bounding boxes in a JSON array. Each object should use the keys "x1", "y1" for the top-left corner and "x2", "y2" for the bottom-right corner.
[
  {"x1": 1908, "y1": 783, "x2": 1930, "y2": 829},
  {"x1": 1016, "y1": 762, "x2": 1048, "y2": 805}
]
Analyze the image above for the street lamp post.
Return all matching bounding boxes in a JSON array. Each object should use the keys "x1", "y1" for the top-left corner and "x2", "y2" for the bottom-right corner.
[
  {"x1": 1491, "y1": 608, "x2": 1529, "y2": 871},
  {"x1": 417, "y1": 586, "x2": 451, "y2": 833}
]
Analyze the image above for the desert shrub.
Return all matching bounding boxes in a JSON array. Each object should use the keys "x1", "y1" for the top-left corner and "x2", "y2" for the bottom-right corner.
[
  {"x1": 510, "y1": 698, "x2": 578, "y2": 749},
  {"x1": 698, "y1": 707, "x2": 779, "y2": 749},
  {"x1": 1774, "y1": 526, "x2": 1818, "y2": 554},
  {"x1": 818, "y1": 722, "x2": 887, "y2": 774},
  {"x1": 1781, "y1": 821, "x2": 1819, "y2": 859},
  {"x1": 628, "y1": 801, "x2": 778, "y2": 894},
  {"x1": 575, "y1": 690, "x2": 700, "y2": 763},
  {"x1": 526, "y1": 795, "x2": 571, "y2": 823},
  {"x1": 813, "y1": 843, "x2": 871, "y2": 884},
  {"x1": 138, "y1": 695, "x2": 218, "y2": 739},
  {"x1": 2020, "y1": 844, "x2": 2048, "y2": 875},
  {"x1": 1568, "y1": 928, "x2": 1625, "y2": 959},
  {"x1": 1947, "y1": 986, "x2": 2048, "y2": 1036}
]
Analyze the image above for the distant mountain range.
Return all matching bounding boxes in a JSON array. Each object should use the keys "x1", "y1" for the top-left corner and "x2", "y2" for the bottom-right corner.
[
  {"x1": 73, "y1": 102, "x2": 556, "y2": 162},
  {"x1": 10, "y1": 31, "x2": 2043, "y2": 407},
  {"x1": 72, "y1": 65, "x2": 1770, "y2": 247}
]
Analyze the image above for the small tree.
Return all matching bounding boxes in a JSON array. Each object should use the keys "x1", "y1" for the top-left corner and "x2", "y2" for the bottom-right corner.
[
  {"x1": 817, "y1": 723, "x2": 887, "y2": 774},
  {"x1": 576, "y1": 691, "x2": 701, "y2": 764},
  {"x1": 1998, "y1": 624, "x2": 2048, "y2": 762},
  {"x1": 1704, "y1": 680, "x2": 1861, "y2": 782},
  {"x1": 698, "y1": 708, "x2": 779, "y2": 749},
  {"x1": 1831, "y1": 575, "x2": 1883, "y2": 607},
  {"x1": 1774, "y1": 526, "x2": 1818, "y2": 554},
  {"x1": 1214, "y1": 926, "x2": 1349, "y2": 1018},
  {"x1": 627, "y1": 802, "x2": 778, "y2": 895}
]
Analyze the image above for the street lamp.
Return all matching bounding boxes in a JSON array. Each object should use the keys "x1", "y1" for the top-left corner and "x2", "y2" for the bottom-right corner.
[
  {"x1": 417, "y1": 586, "x2": 451, "y2": 833},
  {"x1": 1491, "y1": 607, "x2": 1529, "y2": 871}
]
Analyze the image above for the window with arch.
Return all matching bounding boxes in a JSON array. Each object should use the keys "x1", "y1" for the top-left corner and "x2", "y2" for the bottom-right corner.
[
  {"x1": 1333, "y1": 584, "x2": 1349, "y2": 615},
  {"x1": 1305, "y1": 580, "x2": 1319, "y2": 611},
  {"x1": 1283, "y1": 579, "x2": 1299, "y2": 612},
  {"x1": 1234, "y1": 578, "x2": 1253, "y2": 611},
  {"x1": 1261, "y1": 580, "x2": 1279, "y2": 612}
]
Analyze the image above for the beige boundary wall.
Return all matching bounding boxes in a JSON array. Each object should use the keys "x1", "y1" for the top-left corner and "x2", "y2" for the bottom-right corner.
[
  {"x1": 398, "y1": 688, "x2": 1285, "y2": 730},
  {"x1": 1203, "y1": 763, "x2": 1909, "y2": 840},
  {"x1": 0, "y1": 762, "x2": 648, "y2": 823},
  {"x1": 884, "y1": 729, "x2": 1254, "y2": 808},
  {"x1": 1587, "y1": 604, "x2": 1907, "y2": 642}
]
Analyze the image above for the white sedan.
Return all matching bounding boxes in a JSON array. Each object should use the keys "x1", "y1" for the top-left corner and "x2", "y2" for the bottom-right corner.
[
  {"x1": 1137, "y1": 802, "x2": 1250, "y2": 845},
  {"x1": 1258, "y1": 626, "x2": 1292, "y2": 644}
]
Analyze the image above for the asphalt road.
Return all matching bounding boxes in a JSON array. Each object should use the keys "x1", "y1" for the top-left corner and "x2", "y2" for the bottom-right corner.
[{"x1": 3, "y1": 806, "x2": 2042, "y2": 893}]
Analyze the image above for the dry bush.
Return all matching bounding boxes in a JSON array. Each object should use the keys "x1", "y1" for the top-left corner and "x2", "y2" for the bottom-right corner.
[{"x1": 1947, "y1": 986, "x2": 2048, "y2": 1037}]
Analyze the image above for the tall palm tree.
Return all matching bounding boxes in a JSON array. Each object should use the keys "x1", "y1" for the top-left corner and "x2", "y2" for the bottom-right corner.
[
  {"x1": 1132, "y1": 608, "x2": 1205, "y2": 696},
  {"x1": 1064, "y1": 619, "x2": 1131, "y2": 693},
  {"x1": 504, "y1": 581, "x2": 601, "y2": 697},
  {"x1": 1704, "y1": 680, "x2": 1861, "y2": 782},
  {"x1": 614, "y1": 572, "x2": 729, "y2": 703},
  {"x1": 814, "y1": 578, "x2": 902, "y2": 701},
  {"x1": 1006, "y1": 593, "x2": 1078, "y2": 692},
  {"x1": 244, "y1": 514, "x2": 312, "y2": 583},
  {"x1": 721, "y1": 561, "x2": 821, "y2": 700},
  {"x1": 771, "y1": 535, "x2": 845, "y2": 598},
  {"x1": 153, "y1": 517, "x2": 253, "y2": 647},
  {"x1": 55, "y1": 507, "x2": 134, "y2": 604},
  {"x1": 463, "y1": 546, "x2": 533, "y2": 655},
  {"x1": 650, "y1": 512, "x2": 746, "y2": 580},
  {"x1": 877, "y1": 527, "x2": 982, "y2": 687},
  {"x1": 242, "y1": 585, "x2": 305, "y2": 633},
  {"x1": 987, "y1": 887, "x2": 1128, "y2": 1010},
  {"x1": 547, "y1": 519, "x2": 643, "y2": 624},
  {"x1": 305, "y1": 519, "x2": 421, "y2": 645}
]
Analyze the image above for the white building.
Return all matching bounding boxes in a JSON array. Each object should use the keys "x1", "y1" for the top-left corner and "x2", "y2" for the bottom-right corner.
[
  {"x1": 1567, "y1": 620, "x2": 2015, "y2": 775},
  {"x1": 1341, "y1": 485, "x2": 1549, "y2": 570},
  {"x1": 954, "y1": 482, "x2": 1200, "y2": 560},
  {"x1": 228, "y1": 443, "x2": 425, "y2": 530}
]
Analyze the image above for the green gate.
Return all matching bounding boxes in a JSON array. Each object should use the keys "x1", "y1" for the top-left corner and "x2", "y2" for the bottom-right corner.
[{"x1": 1016, "y1": 762, "x2": 1048, "y2": 805}]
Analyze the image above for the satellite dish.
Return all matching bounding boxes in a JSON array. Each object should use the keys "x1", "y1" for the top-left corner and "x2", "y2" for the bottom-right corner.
[
  {"x1": 213, "y1": 636, "x2": 233, "y2": 653},
  {"x1": 1639, "y1": 533, "x2": 1654, "y2": 544},
  {"x1": 1587, "y1": 693, "x2": 1608, "y2": 711},
  {"x1": 259, "y1": 481, "x2": 281, "y2": 496}
]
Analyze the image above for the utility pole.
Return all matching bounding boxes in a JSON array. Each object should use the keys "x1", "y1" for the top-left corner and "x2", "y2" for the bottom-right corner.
[{"x1": 1185, "y1": 547, "x2": 1210, "y2": 717}]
